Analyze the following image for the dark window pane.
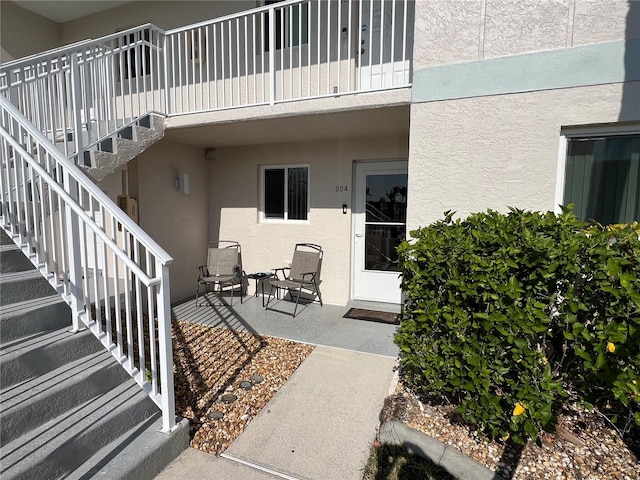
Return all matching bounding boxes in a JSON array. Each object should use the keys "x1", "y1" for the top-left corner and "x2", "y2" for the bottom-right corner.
[
  {"x1": 564, "y1": 135, "x2": 640, "y2": 225},
  {"x1": 265, "y1": 169, "x2": 285, "y2": 218},
  {"x1": 264, "y1": 1, "x2": 308, "y2": 50},
  {"x1": 288, "y1": 167, "x2": 308, "y2": 220},
  {"x1": 365, "y1": 225, "x2": 405, "y2": 272},
  {"x1": 365, "y1": 174, "x2": 408, "y2": 223}
]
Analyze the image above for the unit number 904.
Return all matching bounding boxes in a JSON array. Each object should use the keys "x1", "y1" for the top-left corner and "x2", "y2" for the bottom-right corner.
[{"x1": 336, "y1": 186, "x2": 348, "y2": 192}]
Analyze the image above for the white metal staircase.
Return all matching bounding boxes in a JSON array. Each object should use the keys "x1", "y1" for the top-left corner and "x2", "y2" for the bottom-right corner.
[{"x1": 0, "y1": 228, "x2": 189, "y2": 480}]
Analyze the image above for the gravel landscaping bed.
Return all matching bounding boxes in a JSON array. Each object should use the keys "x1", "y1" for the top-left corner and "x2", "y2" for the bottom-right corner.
[
  {"x1": 172, "y1": 320, "x2": 314, "y2": 455},
  {"x1": 387, "y1": 380, "x2": 639, "y2": 480}
]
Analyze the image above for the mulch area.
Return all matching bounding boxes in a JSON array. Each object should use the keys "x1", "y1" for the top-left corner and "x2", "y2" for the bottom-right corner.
[
  {"x1": 172, "y1": 320, "x2": 314, "y2": 455},
  {"x1": 385, "y1": 380, "x2": 639, "y2": 480}
]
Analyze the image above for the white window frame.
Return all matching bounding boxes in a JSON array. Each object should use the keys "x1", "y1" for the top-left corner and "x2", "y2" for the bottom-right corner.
[
  {"x1": 555, "y1": 124, "x2": 640, "y2": 215},
  {"x1": 260, "y1": 164, "x2": 311, "y2": 224}
]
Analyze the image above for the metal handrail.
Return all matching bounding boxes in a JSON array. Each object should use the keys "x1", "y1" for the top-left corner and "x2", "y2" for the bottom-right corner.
[
  {"x1": 0, "y1": 93, "x2": 176, "y2": 433},
  {"x1": 1, "y1": 129, "x2": 164, "y2": 285},
  {"x1": 0, "y1": 24, "x2": 163, "y2": 70}
]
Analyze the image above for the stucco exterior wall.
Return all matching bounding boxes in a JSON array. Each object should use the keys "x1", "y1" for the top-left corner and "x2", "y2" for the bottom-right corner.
[
  {"x1": 208, "y1": 135, "x2": 408, "y2": 306},
  {"x1": 132, "y1": 139, "x2": 210, "y2": 302},
  {"x1": 413, "y1": 0, "x2": 639, "y2": 70},
  {"x1": 406, "y1": 81, "x2": 640, "y2": 231},
  {"x1": 0, "y1": 1, "x2": 60, "y2": 62}
]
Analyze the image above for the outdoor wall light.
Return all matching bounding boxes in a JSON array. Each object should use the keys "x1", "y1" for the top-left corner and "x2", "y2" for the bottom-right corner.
[
  {"x1": 343, "y1": 204, "x2": 348, "y2": 214},
  {"x1": 176, "y1": 173, "x2": 189, "y2": 194}
]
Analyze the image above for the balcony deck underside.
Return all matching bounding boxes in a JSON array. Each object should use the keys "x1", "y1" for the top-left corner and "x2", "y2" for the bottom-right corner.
[{"x1": 163, "y1": 87, "x2": 411, "y2": 147}]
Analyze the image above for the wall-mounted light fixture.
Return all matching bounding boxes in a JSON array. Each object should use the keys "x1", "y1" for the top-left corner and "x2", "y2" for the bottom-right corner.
[
  {"x1": 176, "y1": 173, "x2": 189, "y2": 194},
  {"x1": 342, "y1": 204, "x2": 348, "y2": 214}
]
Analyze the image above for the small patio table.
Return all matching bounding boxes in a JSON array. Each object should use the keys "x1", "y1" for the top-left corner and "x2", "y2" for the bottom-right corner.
[{"x1": 247, "y1": 272, "x2": 276, "y2": 307}]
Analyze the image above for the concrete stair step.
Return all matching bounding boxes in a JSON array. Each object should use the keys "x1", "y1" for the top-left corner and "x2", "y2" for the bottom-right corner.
[
  {"x1": 0, "y1": 349, "x2": 130, "y2": 446},
  {"x1": 0, "y1": 229, "x2": 15, "y2": 245},
  {"x1": 0, "y1": 269, "x2": 57, "y2": 305},
  {"x1": 0, "y1": 295, "x2": 71, "y2": 343},
  {"x1": 0, "y1": 381, "x2": 163, "y2": 480},
  {"x1": 0, "y1": 327, "x2": 103, "y2": 389},
  {"x1": 67, "y1": 416, "x2": 190, "y2": 480},
  {"x1": 0, "y1": 244, "x2": 34, "y2": 273}
]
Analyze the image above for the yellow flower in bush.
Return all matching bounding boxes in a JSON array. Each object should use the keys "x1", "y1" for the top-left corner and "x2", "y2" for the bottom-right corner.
[
  {"x1": 513, "y1": 402, "x2": 526, "y2": 416},
  {"x1": 607, "y1": 342, "x2": 616, "y2": 353}
]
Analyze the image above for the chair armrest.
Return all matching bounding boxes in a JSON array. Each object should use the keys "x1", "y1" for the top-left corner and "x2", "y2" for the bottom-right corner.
[
  {"x1": 197, "y1": 265, "x2": 209, "y2": 279},
  {"x1": 272, "y1": 267, "x2": 289, "y2": 280}
]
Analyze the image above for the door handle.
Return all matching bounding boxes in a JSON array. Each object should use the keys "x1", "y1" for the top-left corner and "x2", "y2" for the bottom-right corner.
[{"x1": 355, "y1": 233, "x2": 363, "y2": 238}]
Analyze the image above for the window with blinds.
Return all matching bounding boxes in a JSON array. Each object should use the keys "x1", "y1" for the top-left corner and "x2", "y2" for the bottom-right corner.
[
  {"x1": 563, "y1": 134, "x2": 640, "y2": 225},
  {"x1": 262, "y1": 165, "x2": 309, "y2": 221}
]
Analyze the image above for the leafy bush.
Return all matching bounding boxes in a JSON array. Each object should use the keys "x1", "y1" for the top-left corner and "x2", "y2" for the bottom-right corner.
[{"x1": 395, "y1": 208, "x2": 640, "y2": 444}]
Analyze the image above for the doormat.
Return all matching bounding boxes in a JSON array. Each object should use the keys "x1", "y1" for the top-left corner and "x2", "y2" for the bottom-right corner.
[{"x1": 343, "y1": 308, "x2": 400, "y2": 325}]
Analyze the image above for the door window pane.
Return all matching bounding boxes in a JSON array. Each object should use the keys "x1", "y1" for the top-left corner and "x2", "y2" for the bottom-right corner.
[
  {"x1": 564, "y1": 135, "x2": 640, "y2": 224},
  {"x1": 363, "y1": 171, "x2": 408, "y2": 272},
  {"x1": 365, "y1": 174, "x2": 408, "y2": 223},
  {"x1": 365, "y1": 225, "x2": 405, "y2": 271}
]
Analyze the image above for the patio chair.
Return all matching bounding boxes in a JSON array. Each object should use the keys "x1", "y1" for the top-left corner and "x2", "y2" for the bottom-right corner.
[
  {"x1": 265, "y1": 243, "x2": 323, "y2": 317},
  {"x1": 196, "y1": 241, "x2": 245, "y2": 306}
]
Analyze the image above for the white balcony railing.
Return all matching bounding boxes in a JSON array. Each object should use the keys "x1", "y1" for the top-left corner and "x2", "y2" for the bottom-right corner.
[
  {"x1": 0, "y1": 0, "x2": 414, "y2": 161},
  {"x1": 165, "y1": 0, "x2": 414, "y2": 114}
]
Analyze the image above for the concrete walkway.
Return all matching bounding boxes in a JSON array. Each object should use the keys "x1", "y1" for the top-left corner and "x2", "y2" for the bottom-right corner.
[{"x1": 155, "y1": 345, "x2": 396, "y2": 480}]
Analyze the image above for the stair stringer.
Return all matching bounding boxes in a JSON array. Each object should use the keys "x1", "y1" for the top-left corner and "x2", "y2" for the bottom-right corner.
[{"x1": 81, "y1": 114, "x2": 165, "y2": 183}]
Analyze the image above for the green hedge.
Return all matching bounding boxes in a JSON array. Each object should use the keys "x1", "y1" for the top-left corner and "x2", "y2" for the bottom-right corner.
[{"x1": 395, "y1": 208, "x2": 640, "y2": 444}]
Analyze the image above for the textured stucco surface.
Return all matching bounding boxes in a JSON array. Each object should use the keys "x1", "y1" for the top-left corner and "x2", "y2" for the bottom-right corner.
[
  {"x1": 572, "y1": 0, "x2": 640, "y2": 46},
  {"x1": 208, "y1": 135, "x2": 409, "y2": 306},
  {"x1": 132, "y1": 139, "x2": 210, "y2": 302},
  {"x1": 84, "y1": 121, "x2": 165, "y2": 183},
  {"x1": 406, "y1": 81, "x2": 640, "y2": 231},
  {"x1": 482, "y1": 0, "x2": 571, "y2": 58},
  {"x1": 412, "y1": 0, "x2": 637, "y2": 70}
]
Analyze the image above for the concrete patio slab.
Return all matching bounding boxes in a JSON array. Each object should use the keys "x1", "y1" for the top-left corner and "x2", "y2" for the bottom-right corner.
[
  {"x1": 172, "y1": 294, "x2": 399, "y2": 358},
  {"x1": 223, "y1": 345, "x2": 396, "y2": 480}
]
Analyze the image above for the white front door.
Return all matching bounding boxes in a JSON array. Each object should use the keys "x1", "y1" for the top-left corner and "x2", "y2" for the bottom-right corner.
[
  {"x1": 352, "y1": 160, "x2": 407, "y2": 304},
  {"x1": 358, "y1": 0, "x2": 412, "y2": 90}
]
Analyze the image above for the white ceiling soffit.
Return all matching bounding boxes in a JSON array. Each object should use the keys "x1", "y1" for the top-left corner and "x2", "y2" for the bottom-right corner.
[{"x1": 12, "y1": 1, "x2": 134, "y2": 23}]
